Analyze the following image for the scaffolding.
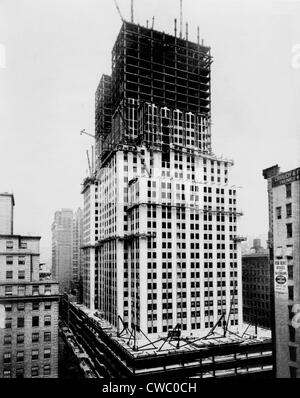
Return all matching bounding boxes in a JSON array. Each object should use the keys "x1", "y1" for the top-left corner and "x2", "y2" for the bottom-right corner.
[{"x1": 95, "y1": 21, "x2": 213, "y2": 168}]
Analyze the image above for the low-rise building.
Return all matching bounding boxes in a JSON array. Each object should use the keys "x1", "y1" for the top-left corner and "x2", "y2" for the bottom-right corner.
[
  {"x1": 0, "y1": 194, "x2": 59, "y2": 378},
  {"x1": 242, "y1": 240, "x2": 271, "y2": 329}
]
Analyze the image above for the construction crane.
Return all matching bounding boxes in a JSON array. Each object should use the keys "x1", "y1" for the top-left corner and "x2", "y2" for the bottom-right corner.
[
  {"x1": 114, "y1": 0, "x2": 124, "y2": 22},
  {"x1": 86, "y1": 150, "x2": 92, "y2": 177},
  {"x1": 80, "y1": 129, "x2": 95, "y2": 139}
]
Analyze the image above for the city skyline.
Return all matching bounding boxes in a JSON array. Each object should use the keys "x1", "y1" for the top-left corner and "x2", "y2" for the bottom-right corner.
[{"x1": 1, "y1": 0, "x2": 300, "y2": 264}]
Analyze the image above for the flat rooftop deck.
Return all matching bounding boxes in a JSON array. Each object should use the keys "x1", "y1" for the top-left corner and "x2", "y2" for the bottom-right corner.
[{"x1": 74, "y1": 303, "x2": 272, "y2": 359}]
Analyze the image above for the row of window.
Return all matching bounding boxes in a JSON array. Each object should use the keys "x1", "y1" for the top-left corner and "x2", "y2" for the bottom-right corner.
[
  {"x1": 5, "y1": 315, "x2": 52, "y2": 329},
  {"x1": 3, "y1": 364, "x2": 51, "y2": 378},
  {"x1": 5, "y1": 256, "x2": 26, "y2": 265},
  {"x1": 147, "y1": 319, "x2": 239, "y2": 334},
  {"x1": 3, "y1": 348, "x2": 51, "y2": 363},
  {"x1": 4, "y1": 331, "x2": 52, "y2": 344},
  {"x1": 5, "y1": 241, "x2": 27, "y2": 250},
  {"x1": 276, "y1": 203, "x2": 292, "y2": 219},
  {"x1": 4, "y1": 285, "x2": 52, "y2": 296},
  {"x1": 4, "y1": 302, "x2": 52, "y2": 311}
]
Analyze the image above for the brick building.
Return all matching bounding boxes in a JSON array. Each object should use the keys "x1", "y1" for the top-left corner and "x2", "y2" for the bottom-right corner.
[
  {"x1": 0, "y1": 194, "x2": 59, "y2": 378},
  {"x1": 263, "y1": 165, "x2": 300, "y2": 378},
  {"x1": 242, "y1": 240, "x2": 271, "y2": 329}
]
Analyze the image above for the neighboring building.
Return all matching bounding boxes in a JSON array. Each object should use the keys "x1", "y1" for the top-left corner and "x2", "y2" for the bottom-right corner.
[
  {"x1": 39, "y1": 263, "x2": 52, "y2": 281},
  {"x1": 90, "y1": 21, "x2": 244, "y2": 338},
  {"x1": 242, "y1": 239, "x2": 271, "y2": 329},
  {"x1": 81, "y1": 176, "x2": 99, "y2": 310},
  {"x1": 0, "y1": 193, "x2": 14, "y2": 235},
  {"x1": 51, "y1": 209, "x2": 73, "y2": 293},
  {"x1": 0, "y1": 194, "x2": 59, "y2": 378},
  {"x1": 263, "y1": 165, "x2": 300, "y2": 378},
  {"x1": 72, "y1": 208, "x2": 83, "y2": 297}
]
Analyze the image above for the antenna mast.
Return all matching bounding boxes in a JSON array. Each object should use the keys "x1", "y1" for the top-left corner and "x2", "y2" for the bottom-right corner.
[
  {"x1": 180, "y1": 0, "x2": 183, "y2": 38},
  {"x1": 131, "y1": 0, "x2": 134, "y2": 23}
]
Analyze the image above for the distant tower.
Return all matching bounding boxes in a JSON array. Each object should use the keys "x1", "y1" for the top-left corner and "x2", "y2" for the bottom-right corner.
[
  {"x1": 0, "y1": 193, "x2": 15, "y2": 235},
  {"x1": 51, "y1": 209, "x2": 73, "y2": 293}
]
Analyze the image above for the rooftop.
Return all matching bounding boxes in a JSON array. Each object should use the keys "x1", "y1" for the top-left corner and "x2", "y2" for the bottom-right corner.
[
  {"x1": 0, "y1": 193, "x2": 15, "y2": 206},
  {"x1": 74, "y1": 304, "x2": 271, "y2": 359}
]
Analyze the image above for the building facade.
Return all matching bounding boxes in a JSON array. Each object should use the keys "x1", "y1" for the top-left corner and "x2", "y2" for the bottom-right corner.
[
  {"x1": 51, "y1": 209, "x2": 73, "y2": 293},
  {"x1": 0, "y1": 195, "x2": 59, "y2": 378},
  {"x1": 72, "y1": 208, "x2": 83, "y2": 297},
  {"x1": 89, "y1": 21, "x2": 244, "y2": 338},
  {"x1": 81, "y1": 177, "x2": 99, "y2": 310},
  {"x1": 263, "y1": 165, "x2": 300, "y2": 378},
  {"x1": 242, "y1": 240, "x2": 271, "y2": 329}
]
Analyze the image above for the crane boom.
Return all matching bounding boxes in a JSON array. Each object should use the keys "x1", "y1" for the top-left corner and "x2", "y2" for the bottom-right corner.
[
  {"x1": 86, "y1": 150, "x2": 92, "y2": 177},
  {"x1": 80, "y1": 129, "x2": 95, "y2": 139},
  {"x1": 114, "y1": 0, "x2": 124, "y2": 22}
]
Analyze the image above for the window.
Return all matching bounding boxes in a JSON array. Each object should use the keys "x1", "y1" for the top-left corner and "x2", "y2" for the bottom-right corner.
[
  {"x1": 5, "y1": 304, "x2": 12, "y2": 312},
  {"x1": 276, "y1": 207, "x2": 281, "y2": 219},
  {"x1": 289, "y1": 346, "x2": 297, "y2": 362},
  {"x1": 44, "y1": 348, "x2": 51, "y2": 359},
  {"x1": 288, "y1": 286, "x2": 294, "y2": 301},
  {"x1": 287, "y1": 223, "x2": 293, "y2": 238},
  {"x1": 3, "y1": 370, "x2": 11, "y2": 378},
  {"x1": 18, "y1": 270, "x2": 25, "y2": 280},
  {"x1": 17, "y1": 351, "x2": 24, "y2": 362},
  {"x1": 44, "y1": 316, "x2": 51, "y2": 327},
  {"x1": 6, "y1": 241, "x2": 13, "y2": 250},
  {"x1": 44, "y1": 332, "x2": 51, "y2": 342},
  {"x1": 16, "y1": 369, "x2": 24, "y2": 378},
  {"x1": 6, "y1": 271, "x2": 13, "y2": 280},
  {"x1": 286, "y1": 203, "x2": 292, "y2": 218},
  {"x1": 44, "y1": 302, "x2": 51, "y2": 310},
  {"x1": 32, "y1": 316, "x2": 39, "y2": 327},
  {"x1": 17, "y1": 317, "x2": 24, "y2": 328},
  {"x1": 17, "y1": 334, "x2": 24, "y2": 344},
  {"x1": 32, "y1": 333, "x2": 39, "y2": 343},
  {"x1": 290, "y1": 366, "x2": 297, "y2": 378},
  {"x1": 288, "y1": 265, "x2": 294, "y2": 280},
  {"x1": 32, "y1": 350, "x2": 39, "y2": 360},
  {"x1": 18, "y1": 286, "x2": 25, "y2": 296},
  {"x1": 32, "y1": 285, "x2": 39, "y2": 296},
  {"x1": 3, "y1": 352, "x2": 11, "y2": 363},
  {"x1": 286, "y1": 183, "x2": 292, "y2": 198},
  {"x1": 32, "y1": 302, "x2": 39, "y2": 310},
  {"x1": 6, "y1": 256, "x2": 13, "y2": 265},
  {"x1": 18, "y1": 256, "x2": 25, "y2": 265},
  {"x1": 31, "y1": 366, "x2": 39, "y2": 377},
  {"x1": 44, "y1": 365, "x2": 51, "y2": 376},
  {"x1": 289, "y1": 325, "x2": 296, "y2": 342},
  {"x1": 20, "y1": 242, "x2": 27, "y2": 249},
  {"x1": 283, "y1": 243, "x2": 292, "y2": 257},
  {"x1": 5, "y1": 317, "x2": 12, "y2": 329},
  {"x1": 45, "y1": 285, "x2": 51, "y2": 295},
  {"x1": 17, "y1": 302, "x2": 25, "y2": 311},
  {"x1": 4, "y1": 335, "x2": 12, "y2": 345},
  {"x1": 5, "y1": 286, "x2": 13, "y2": 296}
]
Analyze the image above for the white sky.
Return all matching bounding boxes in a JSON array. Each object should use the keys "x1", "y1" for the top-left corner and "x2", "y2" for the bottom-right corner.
[{"x1": 1, "y1": 0, "x2": 300, "y2": 264}]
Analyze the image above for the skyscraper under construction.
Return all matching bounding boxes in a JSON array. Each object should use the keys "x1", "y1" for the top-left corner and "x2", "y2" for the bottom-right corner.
[{"x1": 91, "y1": 20, "x2": 243, "y2": 337}]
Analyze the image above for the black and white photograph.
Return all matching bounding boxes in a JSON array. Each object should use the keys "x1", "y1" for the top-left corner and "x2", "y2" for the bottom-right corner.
[{"x1": 0, "y1": 0, "x2": 300, "y2": 386}]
